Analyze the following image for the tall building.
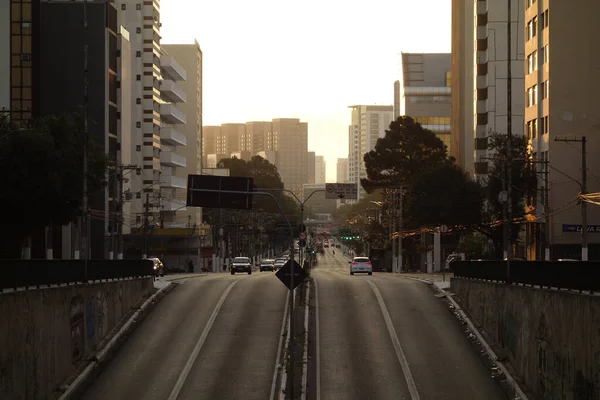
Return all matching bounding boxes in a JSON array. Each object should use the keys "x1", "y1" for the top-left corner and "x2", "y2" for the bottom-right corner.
[
  {"x1": 202, "y1": 125, "x2": 219, "y2": 166},
  {"x1": 117, "y1": 0, "x2": 163, "y2": 227},
  {"x1": 337, "y1": 158, "x2": 349, "y2": 183},
  {"x1": 396, "y1": 53, "x2": 452, "y2": 154},
  {"x1": 218, "y1": 123, "x2": 245, "y2": 154},
  {"x1": 306, "y1": 151, "x2": 316, "y2": 184},
  {"x1": 524, "y1": 0, "x2": 600, "y2": 259},
  {"x1": 348, "y1": 105, "x2": 394, "y2": 200},
  {"x1": 315, "y1": 155, "x2": 326, "y2": 184},
  {"x1": 473, "y1": 2, "x2": 525, "y2": 180},
  {"x1": 451, "y1": 0, "x2": 475, "y2": 175},
  {"x1": 245, "y1": 121, "x2": 271, "y2": 153},
  {"x1": 268, "y1": 118, "x2": 308, "y2": 198}
]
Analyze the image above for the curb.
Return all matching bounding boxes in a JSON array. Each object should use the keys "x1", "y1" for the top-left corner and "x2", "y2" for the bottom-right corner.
[
  {"x1": 403, "y1": 276, "x2": 529, "y2": 400},
  {"x1": 57, "y1": 281, "x2": 178, "y2": 400}
]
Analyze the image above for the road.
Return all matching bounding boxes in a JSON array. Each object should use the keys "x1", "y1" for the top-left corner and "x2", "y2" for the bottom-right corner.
[
  {"x1": 81, "y1": 271, "x2": 289, "y2": 400},
  {"x1": 307, "y1": 248, "x2": 506, "y2": 400}
]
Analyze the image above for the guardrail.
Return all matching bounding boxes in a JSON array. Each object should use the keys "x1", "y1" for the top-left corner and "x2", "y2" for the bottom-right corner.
[
  {"x1": 0, "y1": 259, "x2": 154, "y2": 292},
  {"x1": 450, "y1": 260, "x2": 600, "y2": 293}
]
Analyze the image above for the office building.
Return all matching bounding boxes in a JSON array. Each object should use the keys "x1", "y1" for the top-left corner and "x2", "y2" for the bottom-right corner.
[
  {"x1": 337, "y1": 158, "x2": 349, "y2": 183},
  {"x1": 202, "y1": 125, "x2": 219, "y2": 166},
  {"x1": 348, "y1": 105, "x2": 394, "y2": 200},
  {"x1": 524, "y1": 0, "x2": 600, "y2": 259},
  {"x1": 245, "y1": 121, "x2": 271, "y2": 153},
  {"x1": 315, "y1": 155, "x2": 326, "y2": 184},
  {"x1": 396, "y1": 53, "x2": 452, "y2": 154},
  {"x1": 451, "y1": 0, "x2": 475, "y2": 174},
  {"x1": 161, "y1": 42, "x2": 203, "y2": 228},
  {"x1": 217, "y1": 123, "x2": 245, "y2": 154},
  {"x1": 307, "y1": 152, "x2": 316, "y2": 184},
  {"x1": 268, "y1": 118, "x2": 309, "y2": 198}
]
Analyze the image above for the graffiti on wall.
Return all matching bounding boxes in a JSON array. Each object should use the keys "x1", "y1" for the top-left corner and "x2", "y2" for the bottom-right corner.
[{"x1": 69, "y1": 295, "x2": 85, "y2": 363}]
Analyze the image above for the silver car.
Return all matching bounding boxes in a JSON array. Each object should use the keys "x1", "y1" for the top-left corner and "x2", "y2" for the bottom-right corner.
[{"x1": 231, "y1": 257, "x2": 252, "y2": 275}]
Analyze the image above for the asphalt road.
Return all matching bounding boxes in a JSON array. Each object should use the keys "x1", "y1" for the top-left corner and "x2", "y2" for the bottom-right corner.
[
  {"x1": 81, "y1": 271, "x2": 288, "y2": 400},
  {"x1": 308, "y1": 248, "x2": 507, "y2": 400}
]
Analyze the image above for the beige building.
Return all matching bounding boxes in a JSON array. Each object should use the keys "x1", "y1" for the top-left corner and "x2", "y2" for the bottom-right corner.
[
  {"x1": 450, "y1": 0, "x2": 475, "y2": 174},
  {"x1": 161, "y1": 41, "x2": 203, "y2": 228},
  {"x1": 218, "y1": 123, "x2": 245, "y2": 154},
  {"x1": 315, "y1": 155, "x2": 326, "y2": 184},
  {"x1": 268, "y1": 118, "x2": 309, "y2": 198},
  {"x1": 202, "y1": 126, "x2": 219, "y2": 166},
  {"x1": 245, "y1": 121, "x2": 271, "y2": 153},
  {"x1": 524, "y1": 0, "x2": 600, "y2": 260},
  {"x1": 337, "y1": 158, "x2": 349, "y2": 183}
]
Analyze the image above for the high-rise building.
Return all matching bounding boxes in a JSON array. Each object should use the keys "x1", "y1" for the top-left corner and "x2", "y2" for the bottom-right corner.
[
  {"x1": 396, "y1": 53, "x2": 452, "y2": 155},
  {"x1": 202, "y1": 125, "x2": 219, "y2": 166},
  {"x1": 268, "y1": 118, "x2": 308, "y2": 198},
  {"x1": 117, "y1": 0, "x2": 163, "y2": 226},
  {"x1": 337, "y1": 158, "x2": 349, "y2": 183},
  {"x1": 451, "y1": 0, "x2": 475, "y2": 175},
  {"x1": 315, "y1": 155, "x2": 326, "y2": 184},
  {"x1": 348, "y1": 105, "x2": 393, "y2": 200},
  {"x1": 307, "y1": 151, "x2": 316, "y2": 184},
  {"x1": 245, "y1": 121, "x2": 271, "y2": 153},
  {"x1": 523, "y1": 0, "x2": 600, "y2": 259},
  {"x1": 218, "y1": 123, "x2": 245, "y2": 154}
]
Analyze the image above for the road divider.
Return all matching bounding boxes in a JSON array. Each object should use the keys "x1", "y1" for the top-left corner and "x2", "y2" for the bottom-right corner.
[
  {"x1": 270, "y1": 291, "x2": 290, "y2": 400},
  {"x1": 301, "y1": 282, "x2": 310, "y2": 400}
]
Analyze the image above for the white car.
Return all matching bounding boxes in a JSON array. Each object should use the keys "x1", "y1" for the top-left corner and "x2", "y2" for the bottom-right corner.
[
  {"x1": 349, "y1": 257, "x2": 372, "y2": 275},
  {"x1": 231, "y1": 257, "x2": 252, "y2": 275}
]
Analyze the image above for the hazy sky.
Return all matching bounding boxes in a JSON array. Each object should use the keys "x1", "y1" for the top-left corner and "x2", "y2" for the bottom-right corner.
[{"x1": 161, "y1": 0, "x2": 451, "y2": 181}]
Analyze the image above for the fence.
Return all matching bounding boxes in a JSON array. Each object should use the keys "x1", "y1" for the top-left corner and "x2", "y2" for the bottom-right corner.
[
  {"x1": 450, "y1": 260, "x2": 600, "y2": 293},
  {"x1": 0, "y1": 259, "x2": 154, "y2": 291}
]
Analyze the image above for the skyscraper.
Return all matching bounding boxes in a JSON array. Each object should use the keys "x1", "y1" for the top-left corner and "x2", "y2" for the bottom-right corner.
[
  {"x1": 337, "y1": 158, "x2": 349, "y2": 183},
  {"x1": 315, "y1": 155, "x2": 326, "y2": 184},
  {"x1": 268, "y1": 118, "x2": 308, "y2": 198}
]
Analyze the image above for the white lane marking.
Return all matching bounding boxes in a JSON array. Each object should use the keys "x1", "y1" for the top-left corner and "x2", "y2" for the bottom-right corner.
[
  {"x1": 278, "y1": 314, "x2": 292, "y2": 400},
  {"x1": 301, "y1": 283, "x2": 310, "y2": 400},
  {"x1": 270, "y1": 291, "x2": 290, "y2": 400},
  {"x1": 315, "y1": 279, "x2": 321, "y2": 400},
  {"x1": 364, "y1": 279, "x2": 421, "y2": 400},
  {"x1": 168, "y1": 279, "x2": 241, "y2": 400}
]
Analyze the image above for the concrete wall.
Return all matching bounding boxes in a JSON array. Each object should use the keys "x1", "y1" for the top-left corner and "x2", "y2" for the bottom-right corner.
[
  {"x1": 0, "y1": 277, "x2": 153, "y2": 399},
  {"x1": 451, "y1": 278, "x2": 600, "y2": 400}
]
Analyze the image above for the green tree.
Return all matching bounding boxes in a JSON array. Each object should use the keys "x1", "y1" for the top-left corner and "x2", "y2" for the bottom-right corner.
[
  {"x1": 408, "y1": 163, "x2": 483, "y2": 228},
  {"x1": 361, "y1": 116, "x2": 448, "y2": 191},
  {"x1": 0, "y1": 112, "x2": 111, "y2": 257},
  {"x1": 478, "y1": 132, "x2": 536, "y2": 257}
]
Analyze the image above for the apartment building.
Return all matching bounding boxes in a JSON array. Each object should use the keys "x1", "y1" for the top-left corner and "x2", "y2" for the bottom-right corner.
[
  {"x1": 162, "y1": 42, "x2": 203, "y2": 228},
  {"x1": 202, "y1": 125, "x2": 219, "y2": 166},
  {"x1": 268, "y1": 118, "x2": 309, "y2": 198},
  {"x1": 246, "y1": 121, "x2": 271, "y2": 153},
  {"x1": 116, "y1": 0, "x2": 163, "y2": 227},
  {"x1": 348, "y1": 105, "x2": 394, "y2": 200},
  {"x1": 158, "y1": 47, "x2": 187, "y2": 227},
  {"x1": 315, "y1": 155, "x2": 326, "y2": 184},
  {"x1": 337, "y1": 158, "x2": 349, "y2": 183},
  {"x1": 396, "y1": 53, "x2": 452, "y2": 154},
  {"x1": 524, "y1": 0, "x2": 600, "y2": 259},
  {"x1": 306, "y1": 152, "x2": 316, "y2": 184},
  {"x1": 472, "y1": 1, "x2": 525, "y2": 179},
  {"x1": 451, "y1": 0, "x2": 475, "y2": 174},
  {"x1": 218, "y1": 123, "x2": 245, "y2": 154}
]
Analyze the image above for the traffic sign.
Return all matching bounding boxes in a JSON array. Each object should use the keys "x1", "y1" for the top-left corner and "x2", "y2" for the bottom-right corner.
[
  {"x1": 324, "y1": 183, "x2": 358, "y2": 200},
  {"x1": 440, "y1": 224, "x2": 449, "y2": 233},
  {"x1": 275, "y1": 259, "x2": 307, "y2": 290},
  {"x1": 299, "y1": 232, "x2": 306, "y2": 240}
]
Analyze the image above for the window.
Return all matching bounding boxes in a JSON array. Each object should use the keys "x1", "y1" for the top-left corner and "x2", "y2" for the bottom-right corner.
[
  {"x1": 476, "y1": 113, "x2": 488, "y2": 125},
  {"x1": 136, "y1": 98, "x2": 141, "y2": 104},
  {"x1": 136, "y1": 27, "x2": 141, "y2": 34},
  {"x1": 542, "y1": 80, "x2": 549, "y2": 99},
  {"x1": 121, "y1": 4, "x2": 126, "y2": 10},
  {"x1": 136, "y1": 74, "x2": 141, "y2": 81},
  {"x1": 543, "y1": 116, "x2": 549, "y2": 134},
  {"x1": 532, "y1": 119, "x2": 537, "y2": 139},
  {"x1": 526, "y1": 0, "x2": 536, "y2": 9},
  {"x1": 527, "y1": 51, "x2": 538, "y2": 74},
  {"x1": 543, "y1": 44, "x2": 549, "y2": 63},
  {"x1": 136, "y1": 4, "x2": 142, "y2": 10},
  {"x1": 136, "y1": 145, "x2": 141, "y2": 151},
  {"x1": 527, "y1": 17, "x2": 537, "y2": 41},
  {"x1": 541, "y1": 9, "x2": 549, "y2": 29},
  {"x1": 136, "y1": 51, "x2": 141, "y2": 57},
  {"x1": 136, "y1": 122, "x2": 141, "y2": 128},
  {"x1": 527, "y1": 85, "x2": 538, "y2": 107}
]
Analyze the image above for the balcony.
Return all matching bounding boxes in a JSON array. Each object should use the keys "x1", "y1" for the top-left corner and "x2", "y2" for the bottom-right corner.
[
  {"x1": 161, "y1": 54, "x2": 186, "y2": 81},
  {"x1": 160, "y1": 79, "x2": 187, "y2": 103},
  {"x1": 160, "y1": 174, "x2": 187, "y2": 189},
  {"x1": 160, "y1": 151, "x2": 187, "y2": 168},
  {"x1": 162, "y1": 198, "x2": 186, "y2": 212},
  {"x1": 160, "y1": 103, "x2": 186, "y2": 125},
  {"x1": 161, "y1": 126, "x2": 187, "y2": 146}
]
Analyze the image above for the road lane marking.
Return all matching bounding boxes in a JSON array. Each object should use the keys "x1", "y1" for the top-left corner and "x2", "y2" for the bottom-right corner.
[
  {"x1": 364, "y1": 279, "x2": 421, "y2": 400},
  {"x1": 278, "y1": 310, "x2": 292, "y2": 400},
  {"x1": 301, "y1": 283, "x2": 310, "y2": 400},
  {"x1": 314, "y1": 279, "x2": 321, "y2": 400},
  {"x1": 270, "y1": 291, "x2": 290, "y2": 400},
  {"x1": 168, "y1": 279, "x2": 241, "y2": 400}
]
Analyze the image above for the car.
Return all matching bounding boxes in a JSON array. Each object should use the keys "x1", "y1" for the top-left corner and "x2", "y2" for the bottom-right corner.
[
  {"x1": 260, "y1": 259, "x2": 275, "y2": 272},
  {"x1": 274, "y1": 258, "x2": 287, "y2": 270},
  {"x1": 144, "y1": 257, "x2": 165, "y2": 277},
  {"x1": 231, "y1": 257, "x2": 252, "y2": 275},
  {"x1": 349, "y1": 257, "x2": 372, "y2": 275}
]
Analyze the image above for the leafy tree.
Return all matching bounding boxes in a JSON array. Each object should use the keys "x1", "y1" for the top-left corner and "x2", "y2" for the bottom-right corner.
[
  {"x1": 408, "y1": 163, "x2": 483, "y2": 228},
  {"x1": 361, "y1": 116, "x2": 448, "y2": 192},
  {"x1": 0, "y1": 112, "x2": 111, "y2": 257},
  {"x1": 478, "y1": 132, "x2": 536, "y2": 257}
]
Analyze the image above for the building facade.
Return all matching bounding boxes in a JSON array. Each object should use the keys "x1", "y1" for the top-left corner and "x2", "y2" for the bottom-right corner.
[
  {"x1": 268, "y1": 118, "x2": 308, "y2": 198},
  {"x1": 336, "y1": 158, "x2": 349, "y2": 183},
  {"x1": 397, "y1": 53, "x2": 452, "y2": 154},
  {"x1": 306, "y1": 151, "x2": 316, "y2": 184},
  {"x1": 315, "y1": 155, "x2": 326, "y2": 184},
  {"x1": 348, "y1": 105, "x2": 394, "y2": 200},
  {"x1": 202, "y1": 125, "x2": 219, "y2": 165}
]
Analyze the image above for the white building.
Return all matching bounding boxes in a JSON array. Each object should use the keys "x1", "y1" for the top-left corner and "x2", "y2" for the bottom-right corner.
[
  {"x1": 336, "y1": 158, "x2": 349, "y2": 183},
  {"x1": 315, "y1": 155, "x2": 326, "y2": 184},
  {"x1": 347, "y1": 105, "x2": 394, "y2": 200}
]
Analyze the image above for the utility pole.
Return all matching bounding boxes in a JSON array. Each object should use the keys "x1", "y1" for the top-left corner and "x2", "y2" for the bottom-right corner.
[
  {"x1": 143, "y1": 193, "x2": 150, "y2": 258},
  {"x1": 115, "y1": 164, "x2": 136, "y2": 260},
  {"x1": 391, "y1": 190, "x2": 397, "y2": 272},
  {"x1": 398, "y1": 186, "x2": 403, "y2": 272},
  {"x1": 506, "y1": 0, "x2": 513, "y2": 264},
  {"x1": 82, "y1": 0, "x2": 90, "y2": 276},
  {"x1": 555, "y1": 136, "x2": 588, "y2": 260}
]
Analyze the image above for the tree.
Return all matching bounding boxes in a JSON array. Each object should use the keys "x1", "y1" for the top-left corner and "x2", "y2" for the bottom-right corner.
[
  {"x1": 361, "y1": 116, "x2": 448, "y2": 191},
  {"x1": 0, "y1": 112, "x2": 111, "y2": 257},
  {"x1": 408, "y1": 163, "x2": 483, "y2": 228},
  {"x1": 478, "y1": 132, "x2": 537, "y2": 256}
]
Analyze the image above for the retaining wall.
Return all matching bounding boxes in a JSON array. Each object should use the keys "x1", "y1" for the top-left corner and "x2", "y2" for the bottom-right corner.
[
  {"x1": 0, "y1": 278, "x2": 153, "y2": 399},
  {"x1": 451, "y1": 278, "x2": 600, "y2": 400}
]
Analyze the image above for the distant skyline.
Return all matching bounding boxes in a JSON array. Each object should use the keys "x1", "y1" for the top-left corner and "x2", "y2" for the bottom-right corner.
[{"x1": 160, "y1": 0, "x2": 451, "y2": 181}]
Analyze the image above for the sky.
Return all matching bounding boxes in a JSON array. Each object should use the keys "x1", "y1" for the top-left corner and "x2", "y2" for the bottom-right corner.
[{"x1": 161, "y1": 0, "x2": 451, "y2": 182}]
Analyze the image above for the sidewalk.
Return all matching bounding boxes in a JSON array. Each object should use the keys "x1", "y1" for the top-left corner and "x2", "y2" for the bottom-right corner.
[{"x1": 401, "y1": 272, "x2": 452, "y2": 290}]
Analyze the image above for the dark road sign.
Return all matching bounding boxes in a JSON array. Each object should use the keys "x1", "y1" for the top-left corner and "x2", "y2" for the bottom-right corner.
[
  {"x1": 275, "y1": 259, "x2": 307, "y2": 290},
  {"x1": 186, "y1": 175, "x2": 253, "y2": 210}
]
